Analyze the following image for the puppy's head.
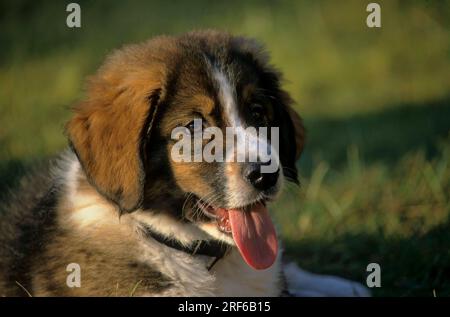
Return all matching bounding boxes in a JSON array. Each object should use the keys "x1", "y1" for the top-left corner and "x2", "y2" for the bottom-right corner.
[{"x1": 67, "y1": 31, "x2": 305, "y2": 270}]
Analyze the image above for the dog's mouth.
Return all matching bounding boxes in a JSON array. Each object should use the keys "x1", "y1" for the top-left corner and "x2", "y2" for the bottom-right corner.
[{"x1": 195, "y1": 198, "x2": 278, "y2": 270}]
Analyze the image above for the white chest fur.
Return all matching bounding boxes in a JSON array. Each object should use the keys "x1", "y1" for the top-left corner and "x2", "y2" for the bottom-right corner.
[
  {"x1": 137, "y1": 238, "x2": 281, "y2": 296},
  {"x1": 212, "y1": 249, "x2": 281, "y2": 296},
  {"x1": 134, "y1": 232, "x2": 280, "y2": 297}
]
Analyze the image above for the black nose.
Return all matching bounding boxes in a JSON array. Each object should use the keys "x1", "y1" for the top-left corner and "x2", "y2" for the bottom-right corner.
[{"x1": 243, "y1": 162, "x2": 280, "y2": 191}]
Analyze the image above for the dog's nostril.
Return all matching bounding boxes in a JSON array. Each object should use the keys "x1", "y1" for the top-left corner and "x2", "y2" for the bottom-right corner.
[
  {"x1": 245, "y1": 167, "x2": 263, "y2": 186},
  {"x1": 244, "y1": 164, "x2": 279, "y2": 191}
]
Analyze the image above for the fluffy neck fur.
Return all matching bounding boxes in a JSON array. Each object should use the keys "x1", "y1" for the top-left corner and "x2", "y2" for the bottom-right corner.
[{"x1": 56, "y1": 152, "x2": 282, "y2": 296}]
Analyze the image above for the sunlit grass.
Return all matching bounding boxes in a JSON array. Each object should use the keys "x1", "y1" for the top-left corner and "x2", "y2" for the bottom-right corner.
[
  {"x1": 276, "y1": 138, "x2": 450, "y2": 239},
  {"x1": 273, "y1": 137, "x2": 450, "y2": 296}
]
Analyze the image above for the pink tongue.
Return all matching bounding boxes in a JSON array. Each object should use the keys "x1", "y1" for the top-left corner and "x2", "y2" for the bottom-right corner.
[{"x1": 228, "y1": 203, "x2": 278, "y2": 270}]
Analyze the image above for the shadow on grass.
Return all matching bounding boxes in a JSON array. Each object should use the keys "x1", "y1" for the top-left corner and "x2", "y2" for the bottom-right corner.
[
  {"x1": 300, "y1": 97, "x2": 450, "y2": 175},
  {"x1": 284, "y1": 215, "x2": 450, "y2": 297}
]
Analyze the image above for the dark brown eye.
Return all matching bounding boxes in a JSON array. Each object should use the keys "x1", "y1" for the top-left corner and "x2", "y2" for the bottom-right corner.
[
  {"x1": 186, "y1": 121, "x2": 195, "y2": 132},
  {"x1": 185, "y1": 119, "x2": 204, "y2": 134},
  {"x1": 250, "y1": 103, "x2": 266, "y2": 121}
]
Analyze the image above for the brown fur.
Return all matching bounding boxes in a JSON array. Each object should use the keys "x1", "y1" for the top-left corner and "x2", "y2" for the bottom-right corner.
[
  {"x1": 66, "y1": 39, "x2": 174, "y2": 212},
  {"x1": 0, "y1": 30, "x2": 305, "y2": 296}
]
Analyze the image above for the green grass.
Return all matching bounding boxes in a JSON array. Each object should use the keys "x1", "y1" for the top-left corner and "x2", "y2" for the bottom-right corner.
[
  {"x1": 274, "y1": 105, "x2": 450, "y2": 296},
  {"x1": 1, "y1": 0, "x2": 450, "y2": 296}
]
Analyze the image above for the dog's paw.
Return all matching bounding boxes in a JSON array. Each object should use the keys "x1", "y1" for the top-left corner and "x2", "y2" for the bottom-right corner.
[{"x1": 283, "y1": 262, "x2": 371, "y2": 297}]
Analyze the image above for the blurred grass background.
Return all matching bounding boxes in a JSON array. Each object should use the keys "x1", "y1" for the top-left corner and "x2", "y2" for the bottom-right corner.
[{"x1": 1, "y1": 0, "x2": 450, "y2": 296}]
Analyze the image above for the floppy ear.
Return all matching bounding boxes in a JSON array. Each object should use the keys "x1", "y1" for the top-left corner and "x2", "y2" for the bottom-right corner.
[
  {"x1": 276, "y1": 90, "x2": 306, "y2": 183},
  {"x1": 281, "y1": 91, "x2": 305, "y2": 161},
  {"x1": 66, "y1": 61, "x2": 164, "y2": 213}
]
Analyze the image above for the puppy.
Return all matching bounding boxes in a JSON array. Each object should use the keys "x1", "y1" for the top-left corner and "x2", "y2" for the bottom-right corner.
[{"x1": 0, "y1": 30, "x2": 368, "y2": 297}]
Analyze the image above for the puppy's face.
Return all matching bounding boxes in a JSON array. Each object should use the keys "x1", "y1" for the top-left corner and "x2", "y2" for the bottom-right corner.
[{"x1": 67, "y1": 31, "x2": 304, "y2": 269}]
